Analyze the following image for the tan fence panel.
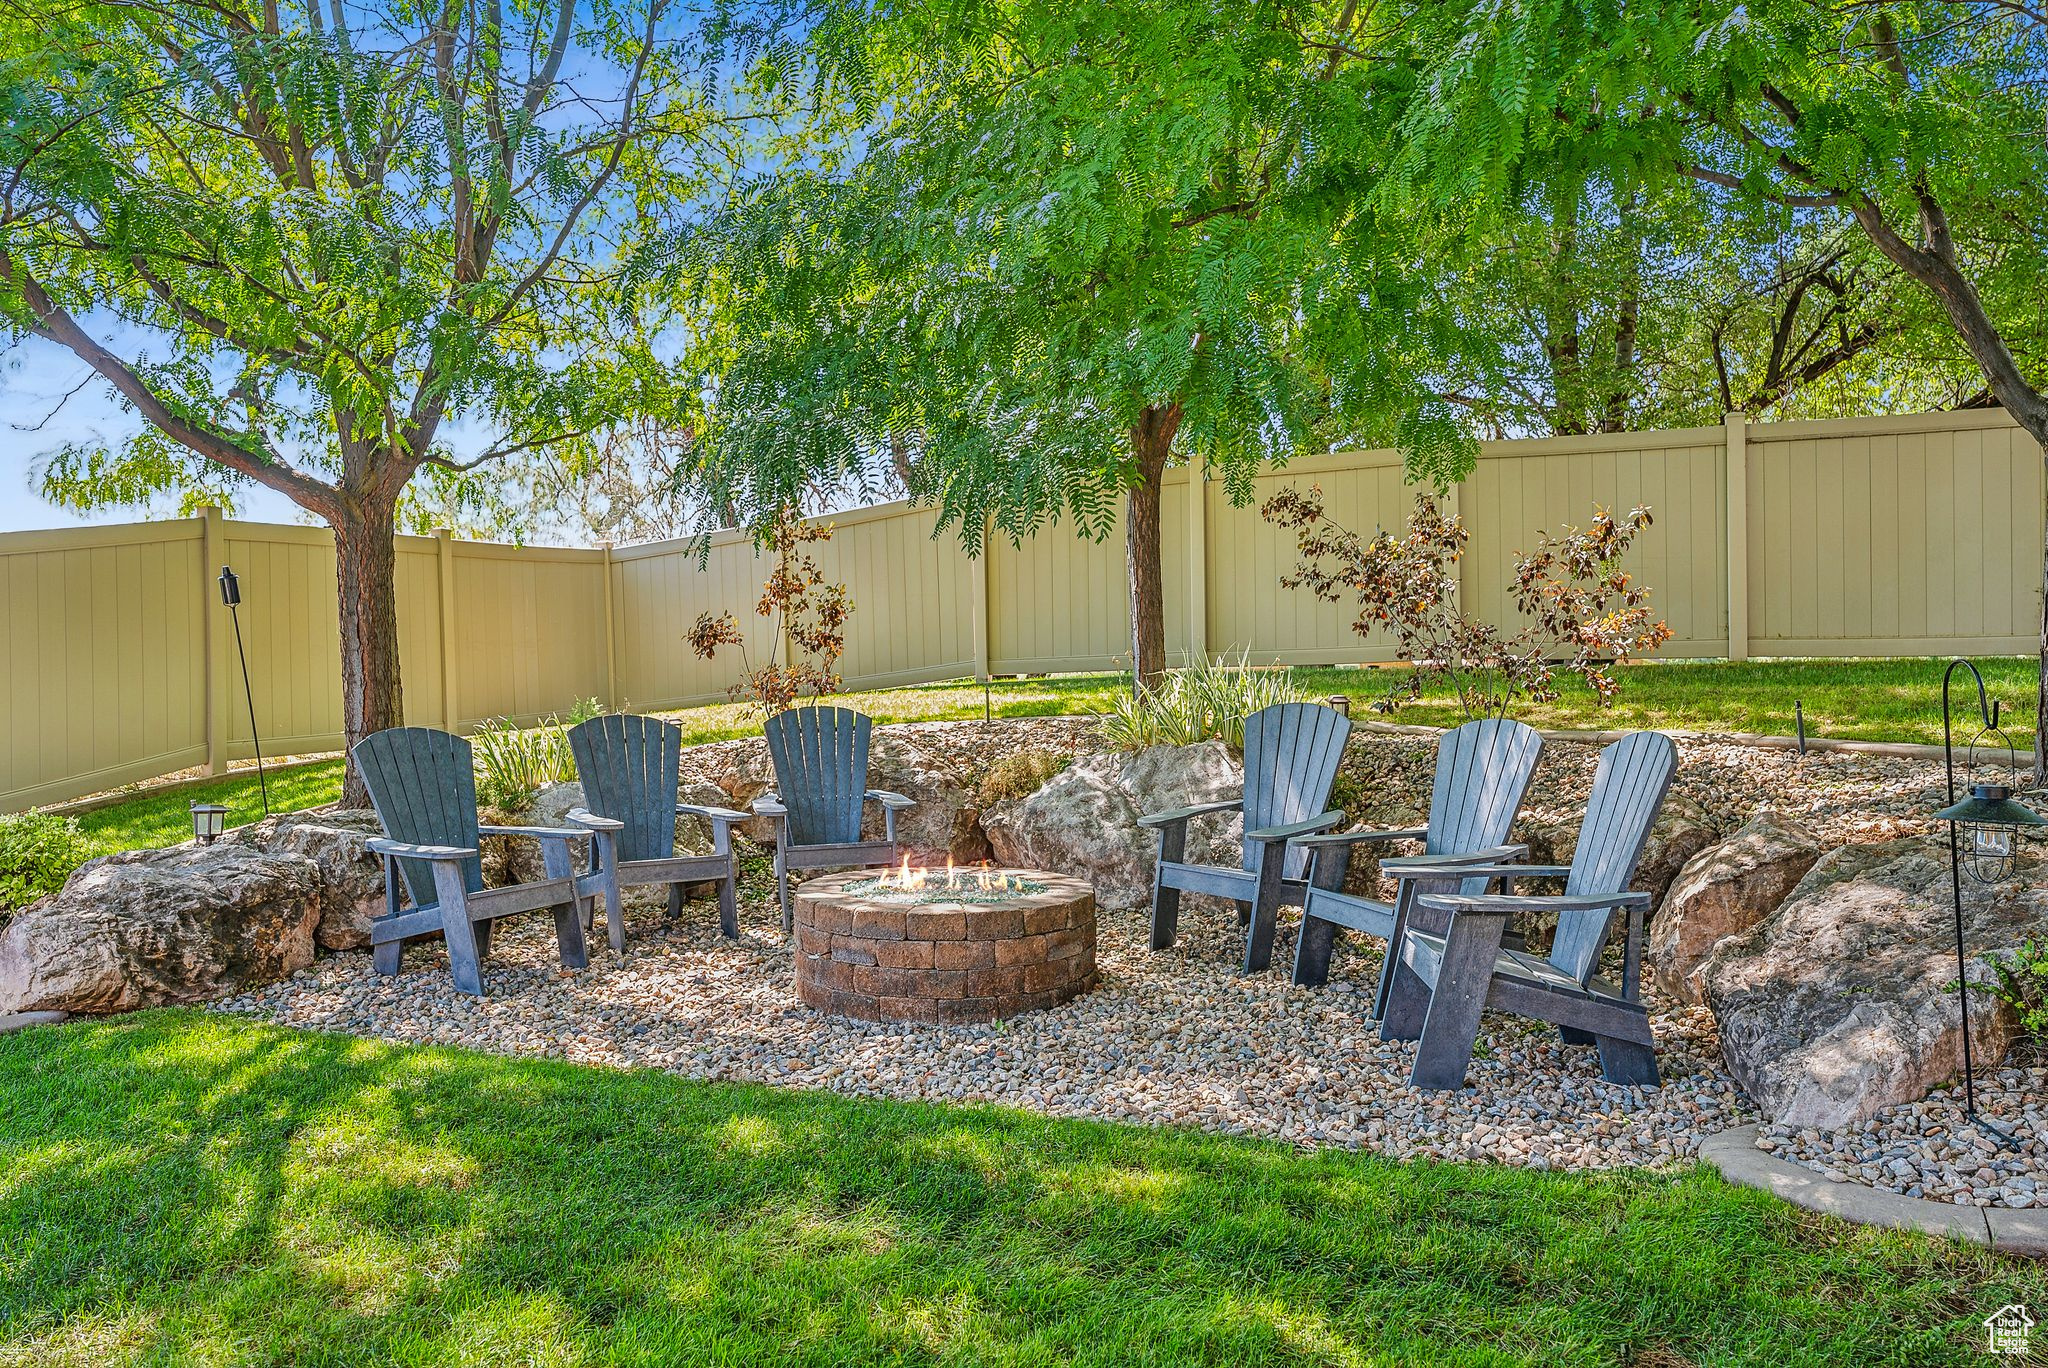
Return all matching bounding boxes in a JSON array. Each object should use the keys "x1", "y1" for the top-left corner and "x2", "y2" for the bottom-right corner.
[
  {"x1": 4, "y1": 409, "x2": 2043, "y2": 813},
  {"x1": 0, "y1": 521, "x2": 209, "y2": 810},
  {"x1": 808, "y1": 502, "x2": 982, "y2": 691},
  {"x1": 986, "y1": 486, "x2": 1196, "y2": 676},
  {"x1": 1208, "y1": 450, "x2": 1418, "y2": 665},
  {"x1": 219, "y1": 521, "x2": 345, "y2": 756},
  {"x1": 610, "y1": 532, "x2": 780, "y2": 711},
  {"x1": 1748, "y1": 410, "x2": 2041, "y2": 655},
  {"x1": 220, "y1": 522, "x2": 451, "y2": 756},
  {"x1": 445, "y1": 541, "x2": 609, "y2": 728},
  {"x1": 1457, "y1": 428, "x2": 1730, "y2": 658}
]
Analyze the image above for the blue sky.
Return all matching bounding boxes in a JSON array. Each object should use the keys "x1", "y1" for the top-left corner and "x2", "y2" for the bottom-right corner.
[{"x1": 0, "y1": 334, "x2": 303, "y2": 533}]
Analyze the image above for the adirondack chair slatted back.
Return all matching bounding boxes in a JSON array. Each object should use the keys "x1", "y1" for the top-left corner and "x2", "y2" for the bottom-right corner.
[
  {"x1": 569, "y1": 714, "x2": 682, "y2": 864},
  {"x1": 765, "y1": 706, "x2": 871, "y2": 846},
  {"x1": 1241, "y1": 703, "x2": 1353, "y2": 878},
  {"x1": 1550, "y1": 731, "x2": 1679, "y2": 984},
  {"x1": 1427, "y1": 718, "x2": 1545, "y2": 896},
  {"x1": 353, "y1": 727, "x2": 486, "y2": 908}
]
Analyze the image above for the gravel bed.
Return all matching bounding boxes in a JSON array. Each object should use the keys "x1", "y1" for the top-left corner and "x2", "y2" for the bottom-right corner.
[
  {"x1": 1758, "y1": 1070, "x2": 2047, "y2": 1208},
  {"x1": 218, "y1": 892, "x2": 1750, "y2": 1169}
]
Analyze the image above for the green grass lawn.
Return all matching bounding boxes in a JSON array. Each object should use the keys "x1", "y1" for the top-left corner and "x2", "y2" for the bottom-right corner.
[
  {"x1": 662, "y1": 656, "x2": 2037, "y2": 752},
  {"x1": 62, "y1": 657, "x2": 2037, "y2": 860},
  {"x1": 0, "y1": 1012, "x2": 2035, "y2": 1366},
  {"x1": 69, "y1": 760, "x2": 346, "y2": 856}
]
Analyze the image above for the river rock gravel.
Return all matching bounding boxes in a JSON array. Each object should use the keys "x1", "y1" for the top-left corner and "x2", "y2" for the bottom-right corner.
[
  {"x1": 1757, "y1": 1067, "x2": 2047, "y2": 1208},
  {"x1": 216, "y1": 889, "x2": 1750, "y2": 1170}
]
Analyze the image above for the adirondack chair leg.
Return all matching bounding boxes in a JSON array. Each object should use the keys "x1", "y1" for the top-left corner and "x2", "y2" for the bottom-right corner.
[
  {"x1": 715, "y1": 872, "x2": 739, "y2": 938},
  {"x1": 1371, "y1": 878, "x2": 1416, "y2": 1023},
  {"x1": 430, "y1": 863, "x2": 487, "y2": 997},
  {"x1": 1291, "y1": 847, "x2": 1350, "y2": 988},
  {"x1": 538, "y1": 837, "x2": 593, "y2": 970},
  {"x1": 1292, "y1": 912, "x2": 1337, "y2": 987},
  {"x1": 666, "y1": 883, "x2": 685, "y2": 920},
  {"x1": 1409, "y1": 910, "x2": 1510, "y2": 1090},
  {"x1": 372, "y1": 853, "x2": 405, "y2": 975},
  {"x1": 1559, "y1": 1025, "x2": 1598, "y2": 1046},
  {"x1": 1378, "y1": 958, "x2": 1433, "y2": 1041},
  {"x1": 472, "y1": 918, "x2": 494, "y2": 962},
  {"x1": 1241, "y1": 841, "x2": 1289, "y2": 974},
  {"x1": 1148, "y1": 822, "x2": 1187, "y2": 951},
  {"x1": 775, "y1": 837, "x2": 793, "y2": 934},
  {"x1": 1595, "y1": 1035, "x2": 1660, "y2": 1086}
]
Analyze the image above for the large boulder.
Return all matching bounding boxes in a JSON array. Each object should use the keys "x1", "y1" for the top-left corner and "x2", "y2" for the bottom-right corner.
[
  {"x1": 1650, "y1": 811, "x2": 1821, "y2": 1004},
  {"x1": 488, "y1": 780, "x2": 728, "y2": 885},
  {"x1": 1516, "y1": 791, "x2": 1720, "y2": 907},
  {"x1": 227, "y1": 809, "x2": 386, "y2": 950},
  {"x1": 858, "y1": 731, "x2": 991, "y2": 863},
  {"x1": 982, "y1": 742, "x2": 1241, "y2": 909},
  {"x1": 1703, "y1": 837, "x2": 2035, "y2": 1129},
  {"x1": 0, "y1": 845, "x2": 324, "y2": 1014},
  {"x1": 483, "y1": 782, "x2": 589, "y2": 886},
  {"x1": 672, "y1": 728, "x2": 993, "y2": 863}
]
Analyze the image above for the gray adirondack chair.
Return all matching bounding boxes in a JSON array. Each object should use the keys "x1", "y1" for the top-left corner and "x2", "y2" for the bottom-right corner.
[
  {"x1": 1143, "y1": 701, "x2": 1353, "y2": 974},
  {"x1": 1290, "y1": 718, "x2": 1545, "y2": 1018},
  {"x1": 1391, "y1": 730, "x2": 1679, "y2": 1090},
  {"x1": 566, "y1": 714, "x2": 748, "y2": 952},
  {"x1": 355, "y1": 726, "x2": 611, "y2": 997},
  {"x1": 755, "y1": 706, "x2": 914, "y2": 931}
]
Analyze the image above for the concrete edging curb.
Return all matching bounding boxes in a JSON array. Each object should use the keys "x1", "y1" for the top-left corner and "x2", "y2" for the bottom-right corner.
[
  {"x1": 1701, "y1": 1123, "x2": 2048, "y2": 1255},
  {"x1": 0, "y1": 1012, "x2": 68, "y2": 1035}
]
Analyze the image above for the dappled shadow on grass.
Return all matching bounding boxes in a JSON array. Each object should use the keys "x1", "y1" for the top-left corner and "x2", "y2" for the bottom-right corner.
[{"x1": 0, "y1": 1013, "x2": 2038, "y2": 1366}]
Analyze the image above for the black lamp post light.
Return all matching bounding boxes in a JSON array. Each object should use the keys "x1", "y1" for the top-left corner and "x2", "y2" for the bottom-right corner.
[{"x1": 1932, "y1": 657, "x2": 2045, "y2": 1148}]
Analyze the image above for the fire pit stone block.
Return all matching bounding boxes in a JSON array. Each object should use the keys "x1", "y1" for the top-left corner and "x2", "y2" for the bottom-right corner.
[{"x1": 793, "y1": 868, "x2": 1097, "y2": 1024}]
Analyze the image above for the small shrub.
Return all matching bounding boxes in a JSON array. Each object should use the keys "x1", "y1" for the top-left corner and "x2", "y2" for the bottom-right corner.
[
  {"x1": 1987, "y1": 940, "x2": 2048, "y2": 1056},
  {"x1": 1262, "y1": 487, "x2": 1672, "y2": 719},
  {"x1": 0, "y1": 810, "x2": 92, "y2": 911},
  {"x1": 978, "y1": 750, "x2": 1073, "y2": 807},
  {"x1": 472, "y1": 716, "x2": 579, "y2": 811},
  {"x1": 1100, "y1": 650, "x2": 1309, "y2": 751},
  {"x1": 688, "y1": 506, "x2": 852, "y2": 714}
]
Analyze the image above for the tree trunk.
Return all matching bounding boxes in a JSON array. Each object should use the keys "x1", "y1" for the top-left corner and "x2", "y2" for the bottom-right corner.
[
  {"x1": 333, "y1": 499, "x2": 407, "y2": 808},
  {"x1": 1842, "y1": 196, "x2": 2048, "y2": 778},
  {"x1": 1126, "y1": 403, "x2": 1182, "y2": 693}
]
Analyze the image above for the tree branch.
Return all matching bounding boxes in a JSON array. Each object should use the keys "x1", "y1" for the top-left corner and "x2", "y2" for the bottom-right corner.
[{"x1": 0, "y1": 245, "x2": 342, "y2": 518}]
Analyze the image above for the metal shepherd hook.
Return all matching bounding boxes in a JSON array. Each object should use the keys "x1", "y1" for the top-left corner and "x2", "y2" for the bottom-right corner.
[{"x1": 219, "y1": 566, "x2": 270, "y2": 815}]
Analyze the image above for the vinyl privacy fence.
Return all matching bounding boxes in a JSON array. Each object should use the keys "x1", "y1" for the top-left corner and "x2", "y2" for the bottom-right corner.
[{"x1": 3, "y1": 407, "x2": 2038, "y2": 811}]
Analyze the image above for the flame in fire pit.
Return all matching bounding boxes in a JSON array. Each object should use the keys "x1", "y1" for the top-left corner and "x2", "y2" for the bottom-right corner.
[{"x1": 843, "y1": 858, "x2": 1047, "y2": 904}]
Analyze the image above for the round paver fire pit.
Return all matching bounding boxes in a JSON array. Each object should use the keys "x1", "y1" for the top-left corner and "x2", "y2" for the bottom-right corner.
[{"x1": 793, "y1": 866, "x2": 1098, "y2": 1024}]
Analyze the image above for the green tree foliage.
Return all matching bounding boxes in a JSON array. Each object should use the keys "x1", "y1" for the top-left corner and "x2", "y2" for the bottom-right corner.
[
  {"x1": 0, "y1": 0, "x2": 759, "y2": 799},
  {"x1": 1446, "y1": 178, "x2": 1983, "y2": 437},
  {"x1": 1389, "y1": 0, "x2": 2048, "y2": 756},
  {"x1": 684, "y1": 0, "x2": 1485, "y2": 687}
]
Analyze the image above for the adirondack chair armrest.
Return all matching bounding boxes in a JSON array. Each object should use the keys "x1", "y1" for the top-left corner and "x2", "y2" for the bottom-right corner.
[
  {"x1": 1290, "y1": 825, "x2": 1429, "y2": 849},
  {"x1": 1136, "y1": 799, "x2": 1240, "y2": 831},
  {"x1": 865, "y1": 789, "x2": 916, "y2": 810},
  {"x1": 1245, "y1": 809, "x2": 1345, "y2": 844},
  {"x1": 677, "y1": 802, "x2": 749, "y2": 824},
  {"x1": 1414, "y1": 889, "x2": 1652, "y2": 917},
  {"x1": 1380, "y1": 844, "x2": 1531, "y2": 878},
  {"x1": 1399, "y1": 862, "x2": 1571, "y2": 884},
  {"x1": 563, "y1": 808, "x2": 625, "y2": 832},
  {"x1": 478, "y1": 824, "x2": 593, "y2": 844},
  {"x1": 751, "y1": 794, "x2": 789, "y2": 818},
  {"x1": 366, "y1": 837, "x2": 479, "y2": 862}
]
